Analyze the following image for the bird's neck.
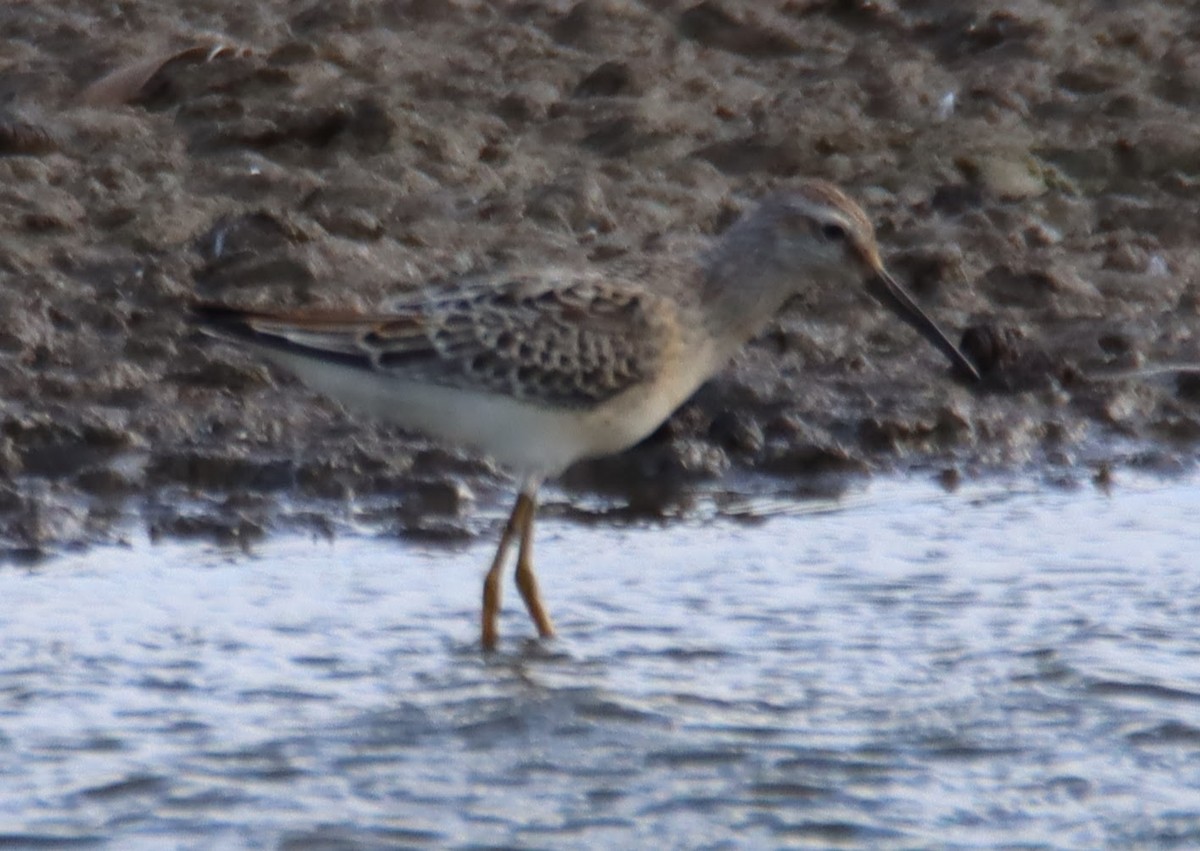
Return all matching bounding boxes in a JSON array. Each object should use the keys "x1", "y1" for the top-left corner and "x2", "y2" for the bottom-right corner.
[{"x1": 697, "y1": 244, "x2": 793, "y2": 358}]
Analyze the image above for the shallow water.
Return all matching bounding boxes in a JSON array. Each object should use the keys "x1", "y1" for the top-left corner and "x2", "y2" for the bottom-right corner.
[{"x1": 3, "y1": 474, "x2": 1200, "y2": 850}]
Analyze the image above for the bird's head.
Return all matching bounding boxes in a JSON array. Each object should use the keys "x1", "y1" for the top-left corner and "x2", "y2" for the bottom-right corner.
[{"x1": 719, "y1": 181, "x2": 979, "y2": 380}]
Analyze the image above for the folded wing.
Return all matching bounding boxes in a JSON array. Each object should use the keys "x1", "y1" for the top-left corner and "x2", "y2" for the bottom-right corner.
[{"x1": 192, "y1": 275, "x2": 668, "y2": 409}]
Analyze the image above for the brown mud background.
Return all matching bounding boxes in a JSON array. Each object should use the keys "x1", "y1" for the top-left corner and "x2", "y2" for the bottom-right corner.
[{"x1": 2, "y1": 0, "x2": 1199, "y2": 558}]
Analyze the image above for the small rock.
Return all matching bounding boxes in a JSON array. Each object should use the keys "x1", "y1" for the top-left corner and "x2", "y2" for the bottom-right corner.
[
  {"x1": 959, "y1": 324, "x2": 1024, "y2": 376},
  {"x1": 956, "y1": 153, "x2": 1046, "y2": 200},
  {"x1": 929, "y1": 184, "x2": 984, "y2": 215},
  {"x1": 406, "y1": 478, "x2": 475, "y2": 517},
  {"x1": 573, "y1": 61, "x2": 636, "y2": 98},
  {"x1": 936, "y1": 467, "x2": 961, "y2": 491}
]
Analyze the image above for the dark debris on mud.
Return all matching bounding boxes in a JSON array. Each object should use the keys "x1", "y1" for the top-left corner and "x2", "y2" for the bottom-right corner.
[{"x1": 2, "y1": 1, "x2": 1200, "y2": 559}]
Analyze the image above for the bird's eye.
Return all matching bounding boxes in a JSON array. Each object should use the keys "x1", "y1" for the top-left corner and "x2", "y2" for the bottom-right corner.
[{"x1": 820, "y1": 222, "x2": 848, "y2": 242}]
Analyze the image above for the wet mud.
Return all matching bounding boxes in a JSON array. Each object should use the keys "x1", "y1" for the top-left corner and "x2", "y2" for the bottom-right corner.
[{"x1": 2, "y1": 1, "x2": 1199, "y2": 557}]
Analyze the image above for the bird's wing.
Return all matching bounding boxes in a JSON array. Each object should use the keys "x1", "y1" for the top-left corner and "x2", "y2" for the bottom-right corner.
[{"x1": 192, "y1": 274, "x2": 670, "y2": 408}]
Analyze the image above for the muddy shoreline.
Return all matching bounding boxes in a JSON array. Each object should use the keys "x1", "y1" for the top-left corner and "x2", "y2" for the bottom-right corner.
[{"x1": 3, "y1": 1, "x2": 1199, "y2": 559}]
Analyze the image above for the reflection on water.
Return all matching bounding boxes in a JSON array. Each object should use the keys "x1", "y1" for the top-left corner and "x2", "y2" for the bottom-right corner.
[{"x1": 3, "y1": 475, "x2": 1200, "y2": 849}]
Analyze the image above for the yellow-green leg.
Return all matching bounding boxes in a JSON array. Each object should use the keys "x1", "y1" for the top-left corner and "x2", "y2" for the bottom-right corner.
[
  {"x1": 481, "y1": 492, "x2": 528, "y2": 651},
  {"x1": 514, "y1": 489, "x2": 555, "y2": 639}
]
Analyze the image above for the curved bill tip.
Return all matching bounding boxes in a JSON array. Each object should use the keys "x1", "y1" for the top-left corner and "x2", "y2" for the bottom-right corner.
[{"x1": 865, "y1": 269, "x2": 980, "y2": 382}]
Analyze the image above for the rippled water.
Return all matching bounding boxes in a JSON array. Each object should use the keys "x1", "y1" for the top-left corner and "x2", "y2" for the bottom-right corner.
[{"x1": 4, "y1": 474, "x2": 1200, "y2": 850}]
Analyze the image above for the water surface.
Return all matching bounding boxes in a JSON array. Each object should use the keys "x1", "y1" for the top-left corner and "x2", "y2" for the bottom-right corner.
[{"x1": 3, "y1": 475, "x2": 1200, "y2": 849}]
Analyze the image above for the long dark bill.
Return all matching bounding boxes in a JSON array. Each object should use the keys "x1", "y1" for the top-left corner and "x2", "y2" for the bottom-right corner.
[{"x1": 865, "y1": 270, "x2": 980, "y2": 381}]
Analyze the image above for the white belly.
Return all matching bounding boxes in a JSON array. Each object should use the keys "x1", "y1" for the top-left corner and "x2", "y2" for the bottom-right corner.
[{"x1": 257, "y1": 343, "x2": 722, "y2": 477}]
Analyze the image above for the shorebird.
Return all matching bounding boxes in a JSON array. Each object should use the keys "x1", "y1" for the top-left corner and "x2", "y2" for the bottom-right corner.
[{"x1": 193, "y1": 180, "x2": 978, "y2": 649}]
